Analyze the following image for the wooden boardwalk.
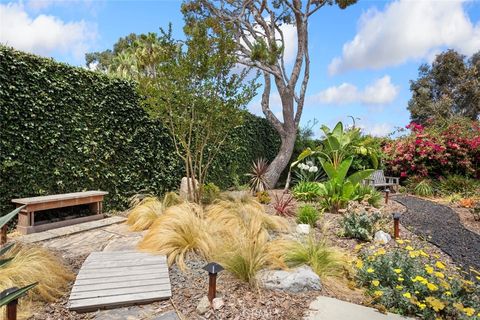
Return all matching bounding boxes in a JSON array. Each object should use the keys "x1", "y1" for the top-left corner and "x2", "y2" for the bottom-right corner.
[{"x1": 68, "y1": 251, "x2": 171, "y2": 312}]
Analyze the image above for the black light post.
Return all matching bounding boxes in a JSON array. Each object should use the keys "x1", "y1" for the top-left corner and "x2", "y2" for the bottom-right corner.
[
  {"x1": 203, "y1": 262, "x2": 224, "y2": 303},
  {"x1": 385, "y1": 188, "x2": 390, "y2": 204},
  {"x1": 1, "y1": 287, "x2": 18, "y2": 320}
]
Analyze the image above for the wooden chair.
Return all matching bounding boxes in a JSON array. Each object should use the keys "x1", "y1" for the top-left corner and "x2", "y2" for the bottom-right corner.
[{"x1": 363, "y1": 170, "x2": 399, "y2": 190}]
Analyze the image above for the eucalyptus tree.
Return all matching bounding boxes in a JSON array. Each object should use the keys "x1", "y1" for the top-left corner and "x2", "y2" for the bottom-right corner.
[{"x1": 183, "y1": 0, "x2": 357, "y2": 187}]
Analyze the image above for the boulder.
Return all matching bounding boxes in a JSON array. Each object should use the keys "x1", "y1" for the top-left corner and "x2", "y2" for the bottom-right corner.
[
  {"x1": 374, "y1": 231, "x2": 392, "y2": 244},
  {"x1": 180, "y1": 177, "x2": 198, "y2": 201},
  {"x1": 256, "y1": 265, "x2": 321, "y2": 292},
  {"x1": 212, "y1": 297, "x2": 224, "y2": 310},
  {"x1": 296, "y1": 224, "x2": 311, "y2": 235}
]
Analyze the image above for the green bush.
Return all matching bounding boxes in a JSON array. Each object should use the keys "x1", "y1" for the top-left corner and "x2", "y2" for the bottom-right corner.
[
  {"x1": 340, "y1": 212, "x2": 380, "y2": 241},
  {"x1": 437, "y1": 175, "x2": 479, "y2": 197},
  {"x1": 414, "y1": 180, "x2": 434, "y2": 197},
  {"x1": 355, "y1": 185, "x2": 383, "y2": 208},
  {"x1": 201, "y1": 183, "x2": 221, "y2": 205},
  {"x1": 297, "y1": 205, "x2": 320, "y2": 226},
  {"x1": 356, "y1": 243, "x2": 480, "y2": 319},
  {"x1": 292, "y1": 182, "x2": 322, "y2": 201},
  {"x1": 0, "y1": 46, "x2": 280, "y2": 214}
]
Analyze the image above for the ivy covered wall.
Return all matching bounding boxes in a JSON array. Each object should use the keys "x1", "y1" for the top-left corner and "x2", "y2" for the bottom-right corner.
[{"x1": 0, "y1": 46, "x2": 279, "y2": 213}]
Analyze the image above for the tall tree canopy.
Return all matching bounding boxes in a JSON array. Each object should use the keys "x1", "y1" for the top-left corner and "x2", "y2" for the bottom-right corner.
[
  {"x1": 408, "y1": 49, "x2": 480, "y2": 125},
  {"x1": 182, "y1": 0, "x2": 357, "y2": 188}
]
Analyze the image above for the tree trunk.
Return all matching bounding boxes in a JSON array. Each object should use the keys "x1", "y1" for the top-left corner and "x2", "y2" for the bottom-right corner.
[{"x1": 265, "y1": 131, "x2": 296, "y2": 188}]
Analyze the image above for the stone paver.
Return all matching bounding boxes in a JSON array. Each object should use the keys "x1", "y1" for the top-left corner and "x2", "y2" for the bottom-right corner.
[
  {"x1": 305, "y1": 296, "x2": 413, "y2": 320},
  {"x1": 17, "y1": 216, "x2": 126, "y2": 243}
]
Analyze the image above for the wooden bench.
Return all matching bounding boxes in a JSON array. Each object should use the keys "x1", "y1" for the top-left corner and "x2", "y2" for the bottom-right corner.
[
  {"x1": 12, "y1": 191, "x2": 108, "y2": 235},
  {"x1": 363, "y1": 170, "x2": 399, "y2": 190}
]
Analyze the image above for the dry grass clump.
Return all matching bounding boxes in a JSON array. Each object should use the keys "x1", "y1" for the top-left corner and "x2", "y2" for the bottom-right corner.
[
  {"x1": 0, "y1": 244, "x2": 74, "y2": 318},
  {"x1": 126, "y1": 192, "x2": 183, "y2": 231},
  {"x1": 138, "y1": 203, "x2": 214, "y2": 270}
]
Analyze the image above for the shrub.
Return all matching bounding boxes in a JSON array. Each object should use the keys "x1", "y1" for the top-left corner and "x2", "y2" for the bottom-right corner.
[
  {"x1": 0, "y1": 243, "x2": 74, "y2": 317},
  {"x1": 437, "y1": 175, "x2": 479, "y2": 197},
  {"x1": 272, "y1": 192, "x2": 296, "y2": 217},
  {"x1": 255, "y1": 191, "x2": 271, "y2": 204},
  {"x1": 297, "y1": 205, "x2": 320, "y2": 226},
  {"x1": 414, "y1": 180, "x2": 434, "y2": 197},
  {"x1": 383, "y1": 118, "x2": 480, "y2": 179},
  {"x1": 355, "y1": 242, "x2": 480, "y2": 319},
  {"x1": 292, "y1": 181, "x2": 322, "y2": 201},
  {"x1": 201, "y1": 183, "x2": 221, "y2": 205},
  {"x1": 340, "y1": 212, "x2": 380, "y2": 241},
  {"x1": 247, "y1": 158, "x2": 270, "y2": 193},
  {"x1": 355, "y1": 185, "x2": 383, "y2": 208}
]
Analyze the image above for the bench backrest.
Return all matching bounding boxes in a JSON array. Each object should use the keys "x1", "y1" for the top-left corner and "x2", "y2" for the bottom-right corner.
[{"x1": 371, "y1": 170, "x2": 386, "y2": 185}]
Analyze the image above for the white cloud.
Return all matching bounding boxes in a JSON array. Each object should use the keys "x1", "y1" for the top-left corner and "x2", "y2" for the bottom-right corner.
[
  {"x1": 0, "y1": 2, "x2": 97, "y2": 61},
  {"x1": 329, "y1": 0, "x2": 480, "y2": 74},
  {"x1": 361, "y1": 123, "x2": 392, "y2": 137},
  {"x1": 310, "y1": 75, "x2": 399, "y2": 106}
]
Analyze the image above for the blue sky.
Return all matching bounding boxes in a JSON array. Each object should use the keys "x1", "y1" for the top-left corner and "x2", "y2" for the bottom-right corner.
[{"x1": 1, "y1": 0, "x2": 479, "y2": 137}]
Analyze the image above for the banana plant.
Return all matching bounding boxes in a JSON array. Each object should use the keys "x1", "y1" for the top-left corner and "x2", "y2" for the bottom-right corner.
[
  {"x1": 317, "y1": 157, "x2": 374, "y2": 213},
  {"x1": 0, "y1": 205, "x2": 26, "y2": 230}
]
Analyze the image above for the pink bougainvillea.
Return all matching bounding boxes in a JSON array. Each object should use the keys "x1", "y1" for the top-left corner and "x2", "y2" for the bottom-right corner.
[{"x1": 383, "y1": 119, "x2": 480, "y2": 179}]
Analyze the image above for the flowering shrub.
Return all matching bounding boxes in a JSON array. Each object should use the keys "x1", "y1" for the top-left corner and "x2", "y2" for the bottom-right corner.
[
  {"x1": 355, "y1": 241, "x2": 480, "y2": 319},
  {"x1": 294, "y1": 160, "x2": 321, "y2": 182},
  {"x1": 383, "y1": 118, "x2": 480, "y2": 179}
]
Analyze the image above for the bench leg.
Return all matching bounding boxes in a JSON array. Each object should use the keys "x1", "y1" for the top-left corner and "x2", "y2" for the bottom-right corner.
[
  {"x1": 17, "y1": 211, "x2": 34, "y2": 235},
  {"x1": 89, "y1": 202, "x2": 103, "y2": 215}
]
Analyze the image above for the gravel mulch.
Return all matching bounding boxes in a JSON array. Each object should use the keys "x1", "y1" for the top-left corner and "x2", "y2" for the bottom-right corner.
[{"x1": 393, "y1": 195, "x2": 480, "y2": 271}]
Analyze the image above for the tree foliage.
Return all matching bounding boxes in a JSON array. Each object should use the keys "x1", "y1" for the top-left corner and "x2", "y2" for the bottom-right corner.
[{"x1": 408, "y1": 49, "x2": 480, "y2": 124}]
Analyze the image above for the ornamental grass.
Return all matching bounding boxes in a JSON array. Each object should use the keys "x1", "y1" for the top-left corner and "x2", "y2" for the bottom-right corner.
[{"x1": 0, "y1": 244, "x2": 74, "y2": 318}]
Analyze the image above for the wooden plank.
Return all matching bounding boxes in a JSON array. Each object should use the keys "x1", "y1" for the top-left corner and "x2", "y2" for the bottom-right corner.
[
  {"x1": 74, "y1": 273, "x2": 168, "y2": 286},
  {"x1": 69, "y1": 290, "x2": 171, "y2": 312},
  {"x1": 70, "y1": 283, "x2": 171, "y2": 300},
  {"x1": 86, "y1": 252, "x2": 166, "y2": 261},
  {"x1": 77, "y1": 266, "x2": 166, "y2": 279},
  {"x1": 17, "y1": 214, "x2": 105, "y2": 235},
  {"x1": 72, "y1": 278, "x2": 170, "y2": 292},
  {"x1": 12, "y1": 191, "x2": 108, "y2": 205},
  {"x1": 82, "y1": 259, "x2": 167, "y2": 269}
]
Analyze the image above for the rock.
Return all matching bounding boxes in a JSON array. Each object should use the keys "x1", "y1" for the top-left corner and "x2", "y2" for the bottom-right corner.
[
  {"x1": 256, "y1": 265, "x2": 321, "y2": 292},
  {"x1": 212, "y1": 297, "x2": 224, "y2": 310},
  {"x1": 179, "y1": 177, "x2": 198, "y2": 201},
  {"x1": 338, "y1": 209, "x2": 347, "y2": 214},
  {"x1": 296, "y1": 224, "x2": 311, "y2": 234},
  {"x1": 374, "y1": 231, "x2": 392, "y2": 244},
  {"x1": 196, "y1": 295, "x2": 210, "y2": 315}
]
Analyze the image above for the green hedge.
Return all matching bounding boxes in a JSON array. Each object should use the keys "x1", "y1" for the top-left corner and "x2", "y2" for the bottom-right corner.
[{"x1": 0, "y1": 46, "x2": 280, "y2": 214}]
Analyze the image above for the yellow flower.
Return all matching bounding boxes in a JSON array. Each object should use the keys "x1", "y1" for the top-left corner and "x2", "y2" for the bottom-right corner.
[
  {"x1": 396, "y1": 239, "x2": 404, "y2": 244},
  {"x1": 371, "y1": 280, "x2": 380, "y2": 287},
  {"x1": 453, "y1": 302, "x2": 464, "y2": 312},
  {"x1": 405, "y1": 245, "x2": 414, "y2": 251},
  {"x1": 409, "y1": 250, "x2": 420, "y2": 258},
  {"x1": 417, "y1": 302, "x2": 426, "y2": 310},
  {"x1": 463, "y1": 280, "x2": 474, "y2": 286},
  {"x1": 395, "y1": 285, "x2": 403, "y2": 290},
  {"x1": 444, "y1": 291, "x2": 452, "y2": 296},
  {"x1": 427, "y1": 282, "x2": 439, "y2": 291},
  {"x1": 435, "y1": 261, "x2": 446, "y2": 269},
  {"x1": 425, "y1": 296, "x2": 445, "y2": 312},
  {"x1": 463, "y1": 307, "x2": 475, "y2": 317},
  {"x1": 412, "y1": 276, "x2": 428, "y2": 284},
  {"x1": 354, "y1": 244, "x2": 363, "y2": 251},
  {"x1": 425, "y1": 266, "x2": 434, "y2": 274},
  {"x1": 355, "y1": 260, "x2": 364, "y2": 269},
  {"x1": 376, "y1": 248, "x2": 386, "y2": 255},
  {"x1": 434, "y1": 271, "x2": 444, "y2": 279},
  {"x1": 419, "y1": 250, "x2": 429, "y2": 257},
  {"x1": 367, "y1": 268, "x2": 375, "y2": 273},
  {"x1": 402, "y1": 292, "x2": 412, "y2": 299},
  {"x1": 394, "y1": 268, "x2": 402, "y2": 274},
  {"x1": 398, "y1": 277, "x2": 404, "y2": 282},
  {"x1": 373, "y1": 290, "x2": 383, "y2": 297}
]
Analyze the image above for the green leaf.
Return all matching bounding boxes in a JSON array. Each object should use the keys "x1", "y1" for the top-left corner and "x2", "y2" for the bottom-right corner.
[
  {"x1": 0, "y1": 243, "x2": 14, "y2": 256},
  {"x1": 319, "y1": 158, "x2": 336, "y2": 180},
  {"x1": 336, "y1": 157, "x2": 353, "y2": 182},
  {"x1": 0, "y1": 258, "x2": 13, "y2": 267},
  {"x1": 0, "y1": 283, "x2": 38, "y2": 307},
  {"x1": 332, "y1": 121, "x2": 343, "y2": 136},
  {"x1": 347, "y1": 169, "x2": 375, "y2": 186},
  {"x1": 0, "y1": 205, "x2": 26, "y2": 229}
]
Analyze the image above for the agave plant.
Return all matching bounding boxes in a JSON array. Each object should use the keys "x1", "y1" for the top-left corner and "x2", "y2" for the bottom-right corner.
[
  {"x1": 247, "y1": 158, "x2": 270, "y2": 193},
  {"x1": 0, "y1": 283, "x2": 38, "y2": 307}
]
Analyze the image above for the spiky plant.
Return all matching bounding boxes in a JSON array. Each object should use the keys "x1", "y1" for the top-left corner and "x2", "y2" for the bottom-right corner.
[
  {"x1": 247, "y1": 158, "x2": 270, "y2": 193},
  {"x1": 137, "y1": 203, "x2": 214, "y2": 270},
  {"x1": 414, "y1": 179, "x2": 434, "y2": 197},
  {"x1": 272, "y1": 192, "x2": 296, "y2": 217},
  {"x1": 297, "y1": 205, "x2": 321, "y2": 226}
]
